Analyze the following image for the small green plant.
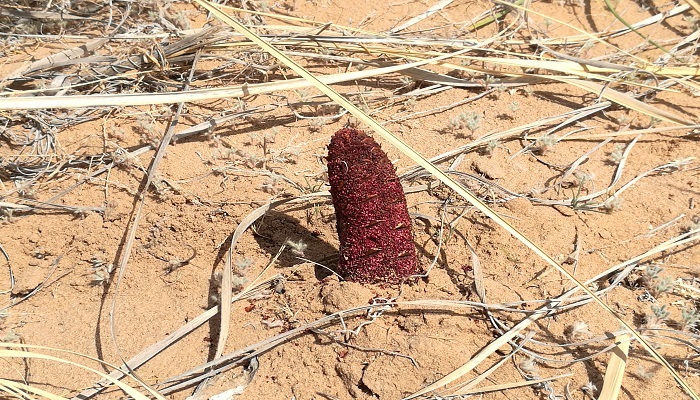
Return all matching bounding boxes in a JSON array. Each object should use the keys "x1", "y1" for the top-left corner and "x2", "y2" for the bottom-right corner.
[
  {"x1": 480, "y1": 75, "x2": 496, "y2": 90},
  {"x1": 446, "y1": 111, "x2": 482, "y2": 138},
  {"x1": 261, "y1": 173, "x2": 284, "y2": 194},
  {"x1": 645, "y1": 264, "x2": 663, "y2": 280},
  {"x1": 607, "y1": 144, "x2": 625, "y2": 165},
  {"x1": 150, "y1": 173, "x2": 171, "y2": 199},
  {"x1": 230, "y1": 276, "x2": 247, "y2": 292},
  {"x1": 508, "y1": 101, "x2": 520, "y2": 113},
  {"x1": 234, "y1": 257, "x2": 253, "y2": 273},
  {"x1": 465, "y1": 113, "x2": 481, "y2": 134},
  {"x1": 494, "y1": 85, "x2": 508, "y2": 98},
  {"x1": 635, "y1": 366, "x2": 657, "y2": 381},
  {"x1": 264, "y1": 128, "x2": 279, "y2": 144},
  {"x1": 246, "y1": 132, "x2": 260, "y2": 146},
  {"x1": 580, "y1": 40, "x2": 595, "y2": 53},
  {"x1": 346, "y1": 116, "x2": 360, "y2": 128},
  {"x1": 645, "y1": 303, "x2": 670, "y2": 329},
  {"x1": 446, "y1": 117, "x2": 461, "y2": 132},
  {"x1": 570, "y1": 179, "x2": 594, "y2": 209},
  {"x1": 484, "y1": 139, "x2": 501, "y2": 156},
  {"x1": 655, "y1": 276, "x2": 674, "y2": 295},
  {"x1": 255, "y1": 1, "x2": 270, "y2": 12},
  {"x1": 308, "y1": 118, "x2": 325, "y2": 132},
  {"x1": 533, "y1": 135, "x2": 557, "y2": 154},
  {"x1": 521, "y1": 86, "x2": 534, "y2": 96},
  {"x1": 295, "y1": 89, "x2": 311, "y2": 101},
  {"x1": 651, "y1": 303, "x2": 669, "y2": 319},
  {"x1": 3, "y1": 330, "x2": 20, "y2": 343},
  {"x1": 211, "y1": 147, "x2": 237, "y2": 161},
  {"x1": 243, "y1": 152, "x2": 264, "y2": 168},
  {"x1": 684, "y1": 15, "x2": 700, "y2": 31},
  {"x1": 107, "y1": 125, "x2": 127, "y2": 142},
  {"x1": 402, "y1": 97, "x2": 417, "y2": 111},
  {"x1": 612, "y1": 115, "x2": 631, "y2": 130},
  {"x1": 680, "y1": 307, "x2": 700, "y2": 331},
  {"x1": 647, "y1": 116, "x2": 661, "y2": 128},
  {"x1": 274, "y1": 146, "x2": 301, "y2": 164},
  {"x1": 90, "y1": 256, "x2": 114, "y2": 286},
  {"x1": 575, "y1": 171, "x2": 595, "y2": 188},
  {"x1": 211, "y1": 261, "x2": 250, "y2": 301},
  {"x1": 134, "y1": 114, "x2": 159, "y2": 147},
  {"x1": 542, "y1": 18, "x2": 553, "y2": 32},
  {"x1": 641, "y1": 264, "x2": 675, "y2": 298},
  {"x1": 300, "y1": 172, "x2": 327, "y2": 195}
]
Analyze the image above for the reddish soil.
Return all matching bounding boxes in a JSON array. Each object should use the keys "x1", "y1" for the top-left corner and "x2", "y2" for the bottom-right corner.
[{"x1": 1, "y1": 1, "x2": 699, "y2": 399}]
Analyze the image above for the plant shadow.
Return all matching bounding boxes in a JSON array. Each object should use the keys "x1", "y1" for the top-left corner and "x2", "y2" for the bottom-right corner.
[{"x1": 252, "y1": 210, "x2": 340, "y2": 280}]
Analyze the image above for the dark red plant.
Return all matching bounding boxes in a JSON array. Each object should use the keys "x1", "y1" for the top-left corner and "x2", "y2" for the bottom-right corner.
[{"x1": 326, "y1": 128, "x2": 419, "y2": 283}]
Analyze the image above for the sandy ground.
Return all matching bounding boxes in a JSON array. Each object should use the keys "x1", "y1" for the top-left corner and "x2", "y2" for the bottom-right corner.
[{"x1": 1, "y1": 0, "x2": 699, "y2": 399}]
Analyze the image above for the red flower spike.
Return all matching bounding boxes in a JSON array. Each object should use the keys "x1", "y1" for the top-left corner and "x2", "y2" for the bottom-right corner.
[{"x1": 326, "y1": 128, "x2": 419, "y2": 283}]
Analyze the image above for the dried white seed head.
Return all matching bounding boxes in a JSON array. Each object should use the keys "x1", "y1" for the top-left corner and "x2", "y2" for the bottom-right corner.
[
  {"x1": 566, "y1": 321, "x2": 592, "y2": 341},
  {"x1": 581, "y1": 381, "x2": 597, "y2": 396},
  {"x1": 519, "y1": 356, "x2": 539, "y2": 378},
  {"x1": 285, "y1": 239, "x2": 308, "y2": 257}
]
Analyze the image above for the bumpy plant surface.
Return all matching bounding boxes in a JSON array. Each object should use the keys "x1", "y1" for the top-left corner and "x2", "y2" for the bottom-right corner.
[{"x1": 326, "y1": 128, "x2": 419, "y2": 283}]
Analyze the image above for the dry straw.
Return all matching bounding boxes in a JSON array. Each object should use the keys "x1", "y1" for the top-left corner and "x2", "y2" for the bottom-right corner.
[{"x1": 598, "y1": 334, "x2": 632, "y2": 400}]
